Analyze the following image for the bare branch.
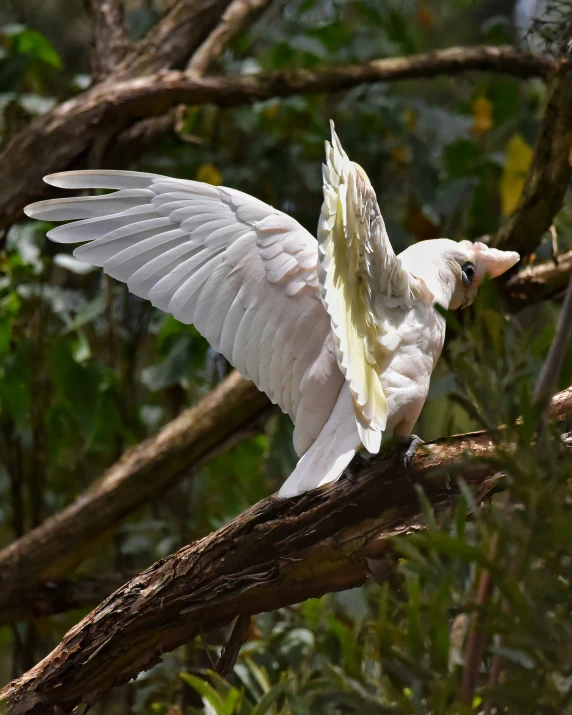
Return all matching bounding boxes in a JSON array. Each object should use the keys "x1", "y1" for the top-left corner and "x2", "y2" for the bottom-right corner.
[
  {"x1": 1, "y1": 388, "x2": 570, "y2": 714},
  {"x1": 189, "y1": 0, "x2": 273, "y2": 74},
  {"x1": 0, "y1": 45, "x2": 552, "y2": 231},
  {"x1": 114, "y1": 0, "x2": 233, "y2": 80},
  {"x1": 216, "y1": 615, "x2": 252, "y2": 678},
  {"x1": 86, "y1": 0, "x2": 131, "y2": 81},
  {"x1": 504, "y1": 248, "x2": 572, "y2": 311},
  {"x1": 0, "y1": 372, "x2": 271, "y2": 617},
  {"x1": 493, "y1": 56, "x2": 572, "y2": 255}
]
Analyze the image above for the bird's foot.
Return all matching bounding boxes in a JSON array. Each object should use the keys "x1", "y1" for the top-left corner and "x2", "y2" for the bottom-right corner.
[{"x1": 395, "y1": 434, "x2": 425, "y2": 468}]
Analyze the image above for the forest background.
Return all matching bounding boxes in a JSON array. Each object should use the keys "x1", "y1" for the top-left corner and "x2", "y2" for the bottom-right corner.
[{"x1": 0, "y1": 0, "x2": 572, "y2": 712}]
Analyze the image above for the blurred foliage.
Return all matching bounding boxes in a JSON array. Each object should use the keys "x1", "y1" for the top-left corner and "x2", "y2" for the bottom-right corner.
[{"x1": 0, "y1": 0, "x2": 571, "y2": 712}]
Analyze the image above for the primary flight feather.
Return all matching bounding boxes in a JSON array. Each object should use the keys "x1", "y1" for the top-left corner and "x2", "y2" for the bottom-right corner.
[{"x1": 24, "y1": 123, "x2": 519, "y2": 497}]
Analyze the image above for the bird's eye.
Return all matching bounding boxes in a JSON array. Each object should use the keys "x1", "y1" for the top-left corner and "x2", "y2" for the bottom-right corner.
[{"x1": 461, "y1": 262, "x2": 475, "y2": 287}]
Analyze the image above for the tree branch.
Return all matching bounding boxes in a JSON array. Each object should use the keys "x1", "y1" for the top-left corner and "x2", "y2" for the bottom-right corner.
[
  {"x1": 0, "y1": 371, "x2": 271, "y2": 617},
  {"x1": 1, "y1": 388, "x2": 570, "y2": 714},
  {"x1": 504, "y1": 248, "x2": 572, "y2": 311},
  {"x1": 0, "y1": 45, "x2": 552, "y2": 230},
  {"x1": 113, "y1": 0, "x2": 234, "y2": 79},
  {"x1": 188, "y1": 0, "x2": 273, "y2": 74},
  {"x1": 493, "y1": 55, "x2": 572, "y2": 255},
  {"x1": 86, "y1": 0, "x2": 131, "y2": 81}
]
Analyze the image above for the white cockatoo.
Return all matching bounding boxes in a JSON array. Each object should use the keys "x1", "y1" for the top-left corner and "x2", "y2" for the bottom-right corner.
[{"x1": 24, "y1": 123, "x2": 519, "y2": 497}]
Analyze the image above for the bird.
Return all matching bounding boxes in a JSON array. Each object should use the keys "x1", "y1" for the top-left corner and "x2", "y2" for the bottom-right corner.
[{"x1": 24, "y1": 122, "x2": 520, "y2": 498}]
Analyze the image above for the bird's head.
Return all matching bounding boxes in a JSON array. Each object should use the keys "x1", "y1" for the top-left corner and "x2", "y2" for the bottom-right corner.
[{"x1": 399, "y1": 238, "x2": 520, "y2": 310}]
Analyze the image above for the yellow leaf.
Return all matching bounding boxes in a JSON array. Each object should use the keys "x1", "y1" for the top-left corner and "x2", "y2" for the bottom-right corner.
[
  {"x1": 471, "y1": 96, "x2": 493, "y2": 136},
  {"x1": 500, "y1": 133, "x2": 533, "y2": 217},
  {"x1": 196, "y1": 164, "x2": 222, "y2": 186}
]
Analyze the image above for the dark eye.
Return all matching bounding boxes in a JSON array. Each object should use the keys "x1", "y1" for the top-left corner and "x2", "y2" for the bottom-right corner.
[{"x1": 461, "y1": 262, "x2": 475, "y2": 287}]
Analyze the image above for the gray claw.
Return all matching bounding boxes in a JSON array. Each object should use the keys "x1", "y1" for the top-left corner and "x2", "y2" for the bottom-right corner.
[{"x1": 402, "y1": 434, "x2": 425, "y2": 468}]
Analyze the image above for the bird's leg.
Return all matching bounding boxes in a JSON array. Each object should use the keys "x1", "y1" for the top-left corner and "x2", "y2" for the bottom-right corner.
[{"x1": 395, "y1": 433, "x2": 425, "y2": 468}]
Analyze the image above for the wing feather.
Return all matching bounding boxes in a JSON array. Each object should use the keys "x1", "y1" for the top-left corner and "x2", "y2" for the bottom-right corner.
[{"x1": 25, "y1": 170, "x2": 344, "y2": 456}]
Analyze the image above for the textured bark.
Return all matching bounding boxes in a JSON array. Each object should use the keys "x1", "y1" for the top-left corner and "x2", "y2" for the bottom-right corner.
[
  {"x1": 87, "y1": 0, "x2": 131, "y2": 81},
  {"x1": 0, "y1": 371, "x2": 270, "y2": 616},
  {"x1": 504, "y1": 248, "x2": 572, "y2": 311},
  {"x1": 0, "y1": 46, "x2": 552, "y2": 231},
  {"x1": 493, "y1": 56, "x2": 572, "y2": 255},
  {"x1": 188, "y1": 0, "x2": 273, "y2": 74},
  {"x1": 1, "y1": 388, "x2": 570, "y2": 714}
]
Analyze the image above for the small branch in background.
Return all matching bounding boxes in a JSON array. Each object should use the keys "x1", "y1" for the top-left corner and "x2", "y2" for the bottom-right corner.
[
  {"x1": 533, "y1": 270, "x2": 572, "y2": 409},
  {"x1": 504, "y1": 248, "x2": 572, "y2": 311},
  {"x1": 216, "y1": 615, "x2": 252, "y2": 678},
  {"x1": 460, "y1": 511, "x2": 502, "y2": 706},
  {"x1": 86, "y1": 0, "x2": 131, "y2": 81},
  {"x1": 188, "y1": 0, "x2": 273, "y2": 74},
  {"x1": 493, "y1": 55, "x2": 572, "y2": 256}
]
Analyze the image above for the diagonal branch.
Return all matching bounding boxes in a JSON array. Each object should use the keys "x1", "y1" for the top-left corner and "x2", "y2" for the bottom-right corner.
[
  {"x1": 504, "y1": 248, "x2": 572, "y2": 311},
  {"x1": 0, "y1": 371, "x2": 271, "y2": 616},
  {"x1": 0, "y1": 45, "x2": 552, "y2": 230},
  {"x1": 0, "y1": 258, "x2": 565, "y2": 621},
  {"x1": 114, "y1": 0, "x2": 234, "y2": 80},
  {"x1": 493, "y1": 55, "x2": 572, "y2": 255},
  {"x1": 188, "y1": 0, "x2": 273, "y2": 74},
  {"x1": 86, "y1": 0, "x2": 131, "y2": 81},
  {"x1": 1, "y1": 388, "x2": 570, "y2": 714}
]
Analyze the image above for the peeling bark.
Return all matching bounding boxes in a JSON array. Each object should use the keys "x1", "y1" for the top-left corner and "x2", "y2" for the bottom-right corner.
[{"x1": 1, "y1": 386, "x2": 570, "y2": 714}]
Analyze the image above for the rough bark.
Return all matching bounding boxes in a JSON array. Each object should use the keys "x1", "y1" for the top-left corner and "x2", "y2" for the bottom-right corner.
[
  {"x1": 87, "y1": 0, "x2": 131, "y2": 81},
  {"x1": 1, "y1": 388, "x2": 570, "y2": 714},
  {"x1": 0, "y1": 46, "x2": 552, "y2": 231},
  {"x1": 504, "y1": 248, "x2": 572, "y2": 311},
  {"x1": 188, "y1": 0, "x2": 272, "y2": 74},
  {"x1": 493, "y1": 56, "x2": 572, "y2": 255},
  {"x1": 0, "y1": 371, "x2": 270, "y2": 616}
]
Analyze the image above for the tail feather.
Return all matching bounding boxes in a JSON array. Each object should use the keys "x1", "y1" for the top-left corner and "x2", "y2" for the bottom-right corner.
[{"x1": 278, "y1": 385, "x2": 363, "y2": 498}]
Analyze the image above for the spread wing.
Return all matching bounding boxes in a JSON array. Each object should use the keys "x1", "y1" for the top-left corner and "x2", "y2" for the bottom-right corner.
[
  {"x1": 25, "y1": 170, "x2": 344, "y2": 457},
  {"x1": 318, "y1": 123, "x2": 424, "y2": 452}
]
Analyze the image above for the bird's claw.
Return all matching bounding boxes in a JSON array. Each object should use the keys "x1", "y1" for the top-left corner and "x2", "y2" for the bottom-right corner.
[{"x1": 398, "y1": 434, "x2": 425, "y2": 468}]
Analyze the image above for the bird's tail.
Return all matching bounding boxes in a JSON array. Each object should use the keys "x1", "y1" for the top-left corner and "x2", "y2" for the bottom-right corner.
[{"x1": 278, "y1": 385, "x2": 363, "y2": 498}]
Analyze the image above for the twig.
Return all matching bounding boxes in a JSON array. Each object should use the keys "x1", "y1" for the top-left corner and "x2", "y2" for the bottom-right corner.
[
  {"x1": 533, "y1": 270, "x2": 572, "y2": 408},
  {"x1": 216, "y1": 615, "x2": 252, "y2": 678},
  {"x1": 189, "y1": 0, "x2": 272, "y2": 74}
]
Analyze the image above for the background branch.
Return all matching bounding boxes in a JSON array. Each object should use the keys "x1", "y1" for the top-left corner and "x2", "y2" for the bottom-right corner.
[
  {"x1": 189, "y1": 0, "x2": 273, "y2": 74},
  {"x1": 0, "y1": 372, "x2": 270, "y2": 617},
  {"x1": 86, "y1": 0, "x2": 131, "y2": 81},
  {"x1": 0, "y1": 45, "x2": 552, "y2": 231},
  {"x1": 1, "y1": 387, "x2": 570, "y2": 714},
  {"x1": 504, "y1": 248, "x2": 572, "y2": 310},
  {"x1": 493, "y1": 55, "x2": 572, "y2": 255}
]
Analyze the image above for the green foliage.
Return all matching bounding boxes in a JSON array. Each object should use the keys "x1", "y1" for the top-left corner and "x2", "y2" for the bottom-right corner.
[{"x1": 1, "y1": 0, "x2": 571, "y2": 711}]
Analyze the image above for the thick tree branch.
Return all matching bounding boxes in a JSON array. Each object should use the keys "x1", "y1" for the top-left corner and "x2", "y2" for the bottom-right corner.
[
  {"x1": 493, "y1": 55, "x2": 572, "y2": 255},
  {"x1": 1, "y1": 388, "x2": 570, "y2": 714},
  {"x1": 0, "y1": 46, "x2": 552, "y2": 230},
  {"x1": 0, "y1": 371, "x2": 270, "y2": 617},
  {"x1": 0, "y1": 257, "x2": 564, "y2": 620},
  {"x1": 188, "y1": 0, "x2": 272, "y2": 74},
  {"x1": 504, "y1": 248, "x2": 572, "y2": 311},
  {"x1": 87, "y1": 0, "x2": 131, "y2": 81}
]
